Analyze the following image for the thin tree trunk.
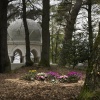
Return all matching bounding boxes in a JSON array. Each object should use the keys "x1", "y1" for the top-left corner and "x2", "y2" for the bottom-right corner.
[
  {"x1": 51, "y1": 22, "x2": 54, "y2": 63},
  {"x1": 55, "y1": 27, "x2": 60, "y2": 63},
  {"x1": 83, "y1": 0, "x2": 94, "y2": 91},
  {"x1": 78, "y1": 1, "x2": 94, "y2": 99},
  {"x1": 39, "y1": 0, "x2": 50, "y2": 67},
  {"x1": 78, "y1": 0, "x2": 99, "y2": 99},
  {"x1": 0, "y1": 0, "x2": 11, "y2": 73},
  {"x1": 88, "y1": 0, "x2": 93, "y2": 54},
  {"x1": 55, "y1": 34, "x2": 58, "y2": 63},
  {"x1": 22, "y1": 0, "x2": 33, "y2": 66},
  {"x1": 87, "y1": 0, "x2": 93, "y2": 75},
  {"x1": 78, "y1": 22, "x2": 100, "y2": 100}
]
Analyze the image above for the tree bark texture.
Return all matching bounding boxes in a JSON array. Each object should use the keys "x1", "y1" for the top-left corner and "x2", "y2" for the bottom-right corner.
[
  {"x1": 64, "y1": 0, "x2": 82, "y2": 41},
  {"x1": 81, "y1": 0, "x2": 94, "y2": 92},
  {"x1": 0, "y1": 0, "x2": 11, "y2": 73},
  {"x1": 39, "y1": 0, "x2": 50, "y2": 67},
  {"x1": 22, "y1": 0, "x2": 33, "y2": 66},
  {"x1": 78, "y1": 23, "x2": 100, "y2": 100},
  {"x1": 88, "y1": 0, "x2": 93, "y2": 54},
  {"x1": 59, "y1": 0, "x2": 82, "y2": 66}
]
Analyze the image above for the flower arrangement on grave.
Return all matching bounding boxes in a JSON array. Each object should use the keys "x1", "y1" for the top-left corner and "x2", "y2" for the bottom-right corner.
[
  {"x1": 67, "y1": 71, "x2": 82, "y2": 83},
  {"x1": 21, "y1": 70, "x2": 82, "y2": 83},
  {"x1": 57, "y1": 75, "x2": 68, "y2": 83},
  {"x1": 21, "y1": 70, "x2": 37, "y2": 81},
  {"x1": 36, "y1": 72, "x2": 47, "y2": 81},
  {"x1": 46, "y1": 71, "x2": 60, "y2": 82}
]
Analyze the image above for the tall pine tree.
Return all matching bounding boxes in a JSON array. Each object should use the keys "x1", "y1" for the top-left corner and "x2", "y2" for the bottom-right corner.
[
  {"x1": 0, "y1": 0, "x2": 11, "y2": 73},
  {"x1": 39, "y1": 0, "x2": 50, "y2": 67}
]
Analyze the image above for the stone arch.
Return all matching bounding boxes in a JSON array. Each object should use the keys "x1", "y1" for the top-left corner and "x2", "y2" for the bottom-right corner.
[
  {"x1": 12, "y1": 49, "x2": 23, "y2": 63},
  {"x1": 31, "y1": 49, "x2": 39, "y2": 63}
]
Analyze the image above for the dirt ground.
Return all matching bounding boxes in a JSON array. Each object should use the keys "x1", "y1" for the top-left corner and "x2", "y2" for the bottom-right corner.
[{"x1": 0, "y1": 66, "x2": 85, "y2": 100}]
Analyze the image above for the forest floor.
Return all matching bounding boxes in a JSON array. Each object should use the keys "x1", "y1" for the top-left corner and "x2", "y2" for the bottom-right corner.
[{"x1": 0, "y1": 66, "x2": 85, "y2": 100}]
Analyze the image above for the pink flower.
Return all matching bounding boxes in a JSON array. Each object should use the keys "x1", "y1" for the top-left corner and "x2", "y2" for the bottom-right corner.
[{"x1": 58, "y1": 75, "x2": 68, "y2": 79}]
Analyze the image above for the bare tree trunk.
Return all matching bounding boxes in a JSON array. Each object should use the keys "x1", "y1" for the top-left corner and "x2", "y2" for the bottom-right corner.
[
  {"x1": 83, "y1": 0, "x2": 94, "y2": 91},
  {"x1": 0, "y1": 0, "x2": 11, "y2": 73},
  {"x1": 51, "y1": 22, "x2": 54, "y2": 63},
  {"x1": 55, "y1": 27, "x2": 60, "y2": 63},
  {"x1": 64, "y1": 0, "x2": 82, "y2": 41},
  {"x1": 39, "y1": 0, "x2": 50, "y2": 67},
  {"x1": 88, "y1": 0, "x2": 93, "y2": 54},
  {"x1": 59, "y1": 0, "x2": 82, "y2": 66},
  {"x1": 78, "y1": 23, "x2": 100, "y2": 100},
  {"x1": 78, "y1": 22, "x2": 100, "y2": 100},
  {"x1": 22, "y1": 0, "x2": 33, "y2": 66}
]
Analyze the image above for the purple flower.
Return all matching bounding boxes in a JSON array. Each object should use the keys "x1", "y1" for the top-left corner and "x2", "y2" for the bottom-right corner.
[
  {"x1": 67, "y1": 71, "x2": 82, "y2": 79},
  {"x1": 47, "y1": 71, "x2": 60, "y2": 78}
]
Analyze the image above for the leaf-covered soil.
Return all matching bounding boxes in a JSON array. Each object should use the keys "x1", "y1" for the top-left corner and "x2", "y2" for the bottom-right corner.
[{"x1": 0, "y1": 66, "x2": 85, "y2": 100}]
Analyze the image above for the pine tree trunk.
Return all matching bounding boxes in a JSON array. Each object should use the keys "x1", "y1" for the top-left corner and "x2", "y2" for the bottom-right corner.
[
  {"x1": 0, "y1": 0, "x2": 11, "y2": 73},
  {"x1": 22, "y1": 0, "x2": 33, "y2": 66},
  {"x1": 55, "y1": 27, "x2": 60, "y2": 63},
  {"x1": 82, "y1": 0, "x2": 94, "y2": 92},
  {"x1": 39, "y1": 0, "x2": 50, "y2": 67},
  {"x1": 64, "y1": 0, "x2": 82, "y2": 41},
  {"x1": 78, "y1": 24, "x2": 100, "y2": 100},
  {"x1": 88, "y1": 0, "x2": 93, "y2": 54},
  {"x1": 78, "y1": 22, "x2": 100, "y2": 100},
  {"x1": 51, "y1": 22, "x2": 54, "y2": 63},
  {"x1": 59, "y1": 0, "x2": 82, "y2": 66}
]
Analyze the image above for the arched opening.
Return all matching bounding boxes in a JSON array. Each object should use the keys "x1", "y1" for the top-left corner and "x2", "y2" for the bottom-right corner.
[
  {"x1": 31, "y1": 49, "x2": 39, "y2": 63},
  {"x1": 12, "y1": 49, "x2": 23, "y2": 63},
  {"x1": 30, "y1": 52, "x2": 34, "y2": 62}
]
